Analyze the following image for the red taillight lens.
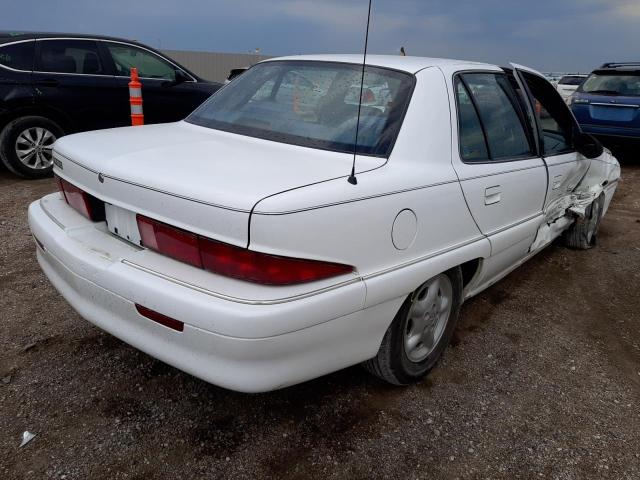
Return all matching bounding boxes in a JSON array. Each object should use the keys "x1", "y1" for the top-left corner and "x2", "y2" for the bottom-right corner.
[
  {"x1": 136, "y1": 214, "x2": 354, "y2": 285},
  {"x1": 137, "y1": 215, "x2": 202, "y2": 268},
  {"x1": 199, "y1": 237, "x2": 352, "y2": 285},
  {"x1": 55, "y1": 175, "x2": 105, "y2": 221}
]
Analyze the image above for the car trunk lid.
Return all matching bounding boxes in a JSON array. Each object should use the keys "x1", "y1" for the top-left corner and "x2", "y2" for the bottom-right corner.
[
  {"x1": 52, "y1": 121, "x2": 384, "y2": 247},
  {"x1": 587, "y1": 97, "x2": 640, "y2": 124}
]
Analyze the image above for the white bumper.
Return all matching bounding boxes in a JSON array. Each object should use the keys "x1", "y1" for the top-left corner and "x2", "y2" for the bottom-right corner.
[{"x1": 28, "y1": 194, "x2": 403, "y2": 392}]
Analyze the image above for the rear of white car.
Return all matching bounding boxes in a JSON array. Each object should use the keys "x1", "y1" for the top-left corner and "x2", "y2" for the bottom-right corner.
[{"x1": 28, "y1": 58, "x2": 430, "y2": 392}]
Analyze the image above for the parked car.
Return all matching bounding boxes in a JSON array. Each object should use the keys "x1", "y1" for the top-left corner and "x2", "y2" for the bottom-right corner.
[
  {"x1": 571, "y1": 62, "x2": 640, "y2": 150},
  {"x1": 225, "y1": 67, "x2": 248, "y2": 83},
  {"x1": 0, "y1": 31, "x2": 222, "y2": 179},
  {"x1": 28, "y1": 55, "x2": 620, "y2": 393},
  {"x1": 555, "y1": 74, "x2": 587, "y2": 103}
]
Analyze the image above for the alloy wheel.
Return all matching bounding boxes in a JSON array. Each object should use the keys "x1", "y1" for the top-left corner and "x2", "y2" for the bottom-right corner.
[{"x1": 15, "y1": 127, "x2": 57, "y2": 170}]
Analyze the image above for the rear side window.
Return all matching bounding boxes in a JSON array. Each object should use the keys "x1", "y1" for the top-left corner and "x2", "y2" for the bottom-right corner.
[
  {"x1": 0, "y1": 41, "x2": 35, "y2": 71},
  {"x1": 36, "y1": 40, "x2": 104, "y2": 74},
  {"x1": 456, "y1": 73, "x2": 533, "y2": 162},
  {"x1": 455, "y1": 80, "x2": 489, "y2": 161}
]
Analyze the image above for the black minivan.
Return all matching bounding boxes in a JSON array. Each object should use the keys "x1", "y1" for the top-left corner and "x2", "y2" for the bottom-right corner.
[{"x1": 0, "y1": 31, "x2": 222, "y2": 178}]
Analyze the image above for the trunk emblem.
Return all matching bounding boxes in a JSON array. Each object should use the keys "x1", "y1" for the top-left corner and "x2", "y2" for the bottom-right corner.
[{"x1": 98, "y1": 173, "x2": 105, "y2": 183}]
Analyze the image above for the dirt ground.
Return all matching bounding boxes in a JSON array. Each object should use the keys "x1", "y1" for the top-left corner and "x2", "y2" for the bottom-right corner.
[{"x1": 1, "y1": 161, "x2": 639, "y2": 480}]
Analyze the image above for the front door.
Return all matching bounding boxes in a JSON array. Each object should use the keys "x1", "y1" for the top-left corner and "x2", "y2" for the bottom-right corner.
[
  {"x1": 450, "y1": 71, "x2": 547, "y2": 282},
  {"x1": 102, "y1": 41, "x2": 205, "y2": 124},
  {"x1": 515, "y1": 68, "x2": 591, "y2": 224}
]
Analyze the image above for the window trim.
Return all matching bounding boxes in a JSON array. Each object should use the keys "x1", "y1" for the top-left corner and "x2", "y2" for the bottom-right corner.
[
  {"x1": 453, "y1": 70, "x2": 539, "y2": 165},
  {"x1": 0, "y1": 39, "x2": 36, "y2": 72}
]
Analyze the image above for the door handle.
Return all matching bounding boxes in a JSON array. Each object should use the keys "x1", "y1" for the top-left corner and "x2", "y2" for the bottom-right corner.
[
  {"x1": 33, "y1": 79, "x2": 59, "y2": 87},
  {"x1": 552, "y1": 174, "x2": 563, "y2": 190},
  {"x1": 484, "y1": 185, "x2": 501, "y2": 205}
]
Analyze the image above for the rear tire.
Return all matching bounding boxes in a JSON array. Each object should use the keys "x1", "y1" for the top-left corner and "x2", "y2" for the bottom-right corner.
[
  {"x1": 0, "y1": 116, "x2": 63, "y2": 179},
  {"x1": 563, "y1": 194, "x2": 605, "y2": 250},
  {"x1": 363, "y1": 267, "x2": 463, "y2": 385}
]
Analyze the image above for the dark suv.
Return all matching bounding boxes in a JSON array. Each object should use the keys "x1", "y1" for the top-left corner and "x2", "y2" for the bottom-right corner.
[
  {"x1": 571, "y1": 62, "x2": 640, "y2": 152},
  {"x1": 0, "y1": 31, "x2": 222, "y2": 178}
]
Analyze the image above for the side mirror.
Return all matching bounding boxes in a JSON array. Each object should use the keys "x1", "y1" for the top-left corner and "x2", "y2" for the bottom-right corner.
[
  {"x1": 162, "y1": 70, "x2": 189, "y2": 87},
  {"x1": 574, "y1": 131, "x2": 604, "y2": 159}
]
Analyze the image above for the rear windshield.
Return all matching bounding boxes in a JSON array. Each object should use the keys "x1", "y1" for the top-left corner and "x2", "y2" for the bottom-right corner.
[
  {"x1": 580, "y1": 71, "x2": 640, "y2": 96},
  {"x1": 187, "y1": 61, "x2": 415, "y2": 157},
  {"x1": 559, "y1": 76, "x2": 585, "y2": 86}
]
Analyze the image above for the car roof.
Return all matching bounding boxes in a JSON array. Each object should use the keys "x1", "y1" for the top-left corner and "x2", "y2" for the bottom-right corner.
[
  {"x1": 597, "y1": 62, "x2": 640, "y2": 72},
  {"x1": 0, "y1": 31, "x2": 140, "y2": 46},
  {"x1": 264, "y1": 54, "x2": 495, "y2": 74}
]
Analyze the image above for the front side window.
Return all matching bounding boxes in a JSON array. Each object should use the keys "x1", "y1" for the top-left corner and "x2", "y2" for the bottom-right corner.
[
  {"x1": 0, "y1": 41, "x2": 35, "y2": 70},
  {"x1": 521, "y1": 72, "x2": 575, "y2": 156},
  {"x1": 456, "y1": 73, "x2": 533, "y2": 161},
  {"x1": 36, "y1": 40, "x2": 104, "y2": 74},
  {"x1": 106, "y1": 43, "x2": 177, "y2": 80},
  {"x1": 187, "y1": 61, "x2": 415, "y2": 157},
  {"x1": 580, "y1": 71, "x2": 640, "y2": 97}
]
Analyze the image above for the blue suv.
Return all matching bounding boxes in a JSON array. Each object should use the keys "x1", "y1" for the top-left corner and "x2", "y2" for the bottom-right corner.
[{"x1": 571, "y1": 62, "x2": 640, "y2": 151}]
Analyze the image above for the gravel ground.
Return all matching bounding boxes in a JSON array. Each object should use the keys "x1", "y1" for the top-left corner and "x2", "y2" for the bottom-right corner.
[{"x1": 1, "y1": 161, "x2": 639, "y2": 480}]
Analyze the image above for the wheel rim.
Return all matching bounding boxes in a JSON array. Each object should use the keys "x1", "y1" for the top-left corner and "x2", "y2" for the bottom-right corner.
[
  {"x1": 15, "y1": 127, "x2": 57, "y2": 170},
  {"x1": 404, "y1": 274, "x2": 453, "y2": 363}
]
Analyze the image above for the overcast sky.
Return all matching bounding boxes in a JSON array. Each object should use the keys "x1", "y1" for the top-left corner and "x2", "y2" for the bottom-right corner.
[{"x1": 2, "y1": 0, "x2": 638, "y2": 72}]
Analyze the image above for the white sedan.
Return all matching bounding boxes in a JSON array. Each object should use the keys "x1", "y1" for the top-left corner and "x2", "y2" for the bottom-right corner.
[
  {"x1": 556, "y1": 74, "x2": 588, "y2": 103},
  {"x1": 28, "y1": 55, "x2": 620, "y2": 392}
]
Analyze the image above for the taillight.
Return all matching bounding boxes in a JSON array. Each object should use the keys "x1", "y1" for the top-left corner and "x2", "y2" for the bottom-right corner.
[
  {"x1": 136, "y1": 214, "x2": 354, "y2": 285},
  {"x1": 55, "y1": 175, "x2": 105, "y2": 221}
]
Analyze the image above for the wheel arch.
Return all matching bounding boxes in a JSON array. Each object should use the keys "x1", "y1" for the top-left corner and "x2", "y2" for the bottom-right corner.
[
  {"x1": 0, "y1": 105, "x2": 75, "y2": 134},
  {"x1": 364, "y1": 237, "x2": 491, "y2": 312}
]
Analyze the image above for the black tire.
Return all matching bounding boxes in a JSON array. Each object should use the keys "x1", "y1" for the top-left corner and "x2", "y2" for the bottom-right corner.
[
  {"x1": 363, "y1": 267, "x2": 463, "y2": 385},
  {"x1": 563, "y1": 194, "x2": 605, "y2": 250},
  {"x1": 0, "y1": 116, "x2": 64, "y2": 179}
]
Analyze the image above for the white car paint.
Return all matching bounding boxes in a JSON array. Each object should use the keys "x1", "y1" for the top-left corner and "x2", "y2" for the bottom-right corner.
[{"x1": 28, "y1": 55, "x2": 620, "y2": 392}]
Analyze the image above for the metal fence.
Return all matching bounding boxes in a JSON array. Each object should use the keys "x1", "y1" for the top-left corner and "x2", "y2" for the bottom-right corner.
[{"x1": 162, "y1": 50, "x2": 272, "y2": 83}]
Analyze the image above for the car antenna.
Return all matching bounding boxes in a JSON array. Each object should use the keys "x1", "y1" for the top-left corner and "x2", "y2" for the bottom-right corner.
[{"x1": 347, "y1": 0, "x2": 373, "y2": 186}]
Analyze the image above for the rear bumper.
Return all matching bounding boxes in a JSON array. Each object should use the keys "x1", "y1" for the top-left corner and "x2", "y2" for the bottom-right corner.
[{"x1": 28, "y1": 196, "x2": 402, "y2": 392}]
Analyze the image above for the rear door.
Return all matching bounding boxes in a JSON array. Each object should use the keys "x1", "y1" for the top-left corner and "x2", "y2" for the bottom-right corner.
[
  {"x1": 102, "y1": 41, "x2": 208, "y2": 124},
  {"x1": 0, "y1": 40, "x2": 36, "y2": 112},
  {"x1": 32, "y1": 38, "x2": 122, "y2": 132},
  {"x1": 451, "y1": 70, "x2": 547, "y2": 280},
  {"x1": 514, "y1": 66, "x2": 590, "y2": 227}
]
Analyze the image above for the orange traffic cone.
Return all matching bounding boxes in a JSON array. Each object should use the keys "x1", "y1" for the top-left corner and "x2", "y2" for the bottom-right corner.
[{"x1": 129, "y1": 68, "x2": 144, "y2": 126}]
